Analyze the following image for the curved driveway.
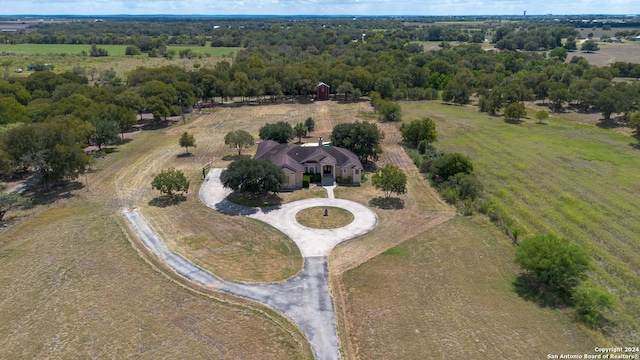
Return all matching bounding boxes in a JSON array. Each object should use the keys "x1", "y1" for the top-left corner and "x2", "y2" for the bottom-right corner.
[
  {"x1": 199, "y1": 168, "x2": 377, "y2": 257},
  {"x1": 124, "y1": 168, "x2": 377, "y2": 360}
]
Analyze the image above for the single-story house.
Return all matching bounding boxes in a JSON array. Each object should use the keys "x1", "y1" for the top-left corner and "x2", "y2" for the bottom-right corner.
[{"x1": 255, "y1": 138, "x2": 363, "y2": 189}]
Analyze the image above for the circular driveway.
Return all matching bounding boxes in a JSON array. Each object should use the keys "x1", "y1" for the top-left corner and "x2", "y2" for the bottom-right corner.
[{"x1": 199, "y1": 168, "x2": 378, "y2": 257}]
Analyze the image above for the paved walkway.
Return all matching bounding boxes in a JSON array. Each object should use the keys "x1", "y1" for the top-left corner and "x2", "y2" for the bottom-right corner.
[{"x1": 124, "y1": 169, "x2": 377, "y2": 360}]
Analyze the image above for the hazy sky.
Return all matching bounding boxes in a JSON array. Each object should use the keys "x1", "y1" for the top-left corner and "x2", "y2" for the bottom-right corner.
[{"x1": 2, "y1": 0, "x2": 639, "y2": 16}]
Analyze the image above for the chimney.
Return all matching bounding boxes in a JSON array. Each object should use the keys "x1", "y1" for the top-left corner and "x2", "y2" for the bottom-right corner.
[{"x1": 318, "y1": 137, "x2": 323, "y2": 147}]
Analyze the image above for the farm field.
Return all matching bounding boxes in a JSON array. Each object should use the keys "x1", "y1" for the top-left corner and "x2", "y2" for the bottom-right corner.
[
  {"x1": 568, "y1": 40, "x2": 640, "y2": 66},
  {"x1": 0, "y1": 43, "x2": 238, "y2": 57},
  {"x1": 0, "y1": 44, "x2": 238, "y2": 78},
  {"x1": 400, "y1": 101, "x2": 640, "y2": 345}
]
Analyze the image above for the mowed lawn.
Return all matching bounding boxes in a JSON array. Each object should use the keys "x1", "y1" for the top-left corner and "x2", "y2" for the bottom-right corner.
[{"x1": 401, "y1": 101, "x2": 640, "y2": 344}]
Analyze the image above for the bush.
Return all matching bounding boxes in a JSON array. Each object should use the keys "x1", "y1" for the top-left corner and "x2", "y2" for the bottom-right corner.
[
  {"x1": 515, "y1": 233, "x2": 591, "y2": 298},
  {"x1": 442, "y1": 173, "x2": 483, "y2": 201},
  {"x1": 572, "y1": 282, "x2": 616, "y2": 328},
  {"x1": 304, "y1": 173, "x2": 321, "y2": 183},
  {"x1": 302, "y1": 175, "x2": 310, "y2": 188},
  {"x1": 336, "y1": 176, "x2": 352, "y2": 185},
  {"x1": 151, "y1": 167, "x2": 190, "y2": 197},
  {"x1": 417, "y1": 139, "x2": 429, "y2": 154},
  {"x1": 430, "y1": 152, "x2": 474, "y2": 182}
]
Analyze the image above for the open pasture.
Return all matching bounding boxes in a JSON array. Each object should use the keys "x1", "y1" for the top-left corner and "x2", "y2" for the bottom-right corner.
[
  {"x1": 401, "y1": 101, "x2": 640, "y2": 344},
  {"x1": 0, "y1": 126, "x2": 311, "y2": 359}
]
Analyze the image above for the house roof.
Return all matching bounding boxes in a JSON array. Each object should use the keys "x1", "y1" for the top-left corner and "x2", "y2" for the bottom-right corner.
[
  {"x1": 318, "y1": 82, "x2": 330, "y2": 88},
  {"x1": 255, "y1": 140, "x2": 363, "y2": 171}
]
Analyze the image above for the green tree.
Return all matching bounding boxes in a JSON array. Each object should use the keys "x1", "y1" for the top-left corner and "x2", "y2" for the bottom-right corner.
[
  {"x1": 377, "y1": 99, "x2": 402, "y2": 122},
  {"x1": 125, "y1": 45, "x2": 142, "y2": 56},
  {"x1": 330, "y1": 121, "x2": 384, "y2": 163},
  {"x1": 400, "y1": 117, "x2": 437, "y2": 147},
  {"x1": 430, "y1": 153, "x2": 473, "y2": 183},
  {"x1": 372, "y1": 164, "x2": 407, "y2": 198},
  {"x1": 515, "y1": 233, "x2": 590, "y2": 293},
  {"x1": 549, "y1": 47, "x2": 568, "y2": 61},
  {"x1": 503, "y1": 102, "x2": 527, "y2": 121},
  {"x1": 629, "y1": 111, "x2": 640, "y2": 133},
  {"x1": 0, "y1": 97, "x2": 29, "y2": 125},
  {"x1": 224, "y1": 129, "x2": 254, "y2": 156},
  {"x1": 304, "y1": 117, "x2": 315, "y2": 135},
  {"x1": 564, "y1": 37, "x2": 577, "y2": 51},
  {"x1": 535, "y1": 110, "x2": 550, "y2": 124},
  {"x1": 442, "y1": 70, "x2": 474, "y2": 105},
  {"x1": 146, "y1": 96, "x2": 171, "y2": 121},
  {"x1": 3, "y1": 118, "x2": 93, "y2": 191},
  {"x1": 90, "y1": 116, "x2": 120, "y2": 151},
  {"x1": 581, "y1": 40, "x2": 600, "y2": 53},
  {"x1": 151, "y1": 167, "x2": 189, "y2": 197},
  {"x1": 258, "y1": 121, "x2": 294, "y2": 144},
  {"x1": 293, "y1": 122, "x2": 308, "y2": 143},
  {"x1": 571, "y1": 282, "x2": 616, "y2": 328},
  {"x1": 179, "y1": 131, "x2": 196, "y2": 154},
  {"x1": 220, "y1": 157, "x2": 285, "y2": 193},
  {"x1": 0, "y1": 192, "x2": 30, "y2": 222}
]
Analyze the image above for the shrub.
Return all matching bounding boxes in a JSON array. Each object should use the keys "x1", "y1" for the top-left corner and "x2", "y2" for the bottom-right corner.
[
  {"x1": 572, "y1": 282, "x2": 616, "y2": 328},
  {"x1": 302, "y1": 175, "x2": 310, "y2": 188},
  {"x1": 442, "y1": 172, "x2": 483, "y2": 201},
  {"x1": 515, "y1": 233, "x2": 591, "y2": 297},
  {"x1": 417, "y1": 139, "x2": 429, "y2": 154},
  {"x1": 304, "y1": 173, "x2": 321, "y2": 183},
  {"x1": 430, "y1": 152, "x2": 474, "y2": 182}
]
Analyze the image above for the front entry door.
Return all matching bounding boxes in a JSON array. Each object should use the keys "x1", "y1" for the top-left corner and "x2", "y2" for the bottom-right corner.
[{"x1": 323, "y1": 165, "x2": 332, "y2": 176}]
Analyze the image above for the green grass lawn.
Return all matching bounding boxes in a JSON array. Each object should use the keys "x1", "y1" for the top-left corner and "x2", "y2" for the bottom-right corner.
[
  {"x1": 401, "y1": 101, "x2": 640, "y2": 344},
  {"x1": 0, "y1": 44, "x2": 238, "y2": 57}
]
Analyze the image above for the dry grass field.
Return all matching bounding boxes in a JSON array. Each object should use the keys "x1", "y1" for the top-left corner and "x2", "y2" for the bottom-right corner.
[
  {"x1": 568, "y1": 40, "x2": 640, "y2": 66},
  {"x1": 0, "y1": 127, "x2": 311, "y2": 359}
]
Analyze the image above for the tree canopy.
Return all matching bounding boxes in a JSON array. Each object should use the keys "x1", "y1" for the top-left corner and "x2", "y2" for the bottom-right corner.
[
  {"x1": 258, "y1": 121, "x2": 294, "y2": 144},
  {"x1": 330, "y1": 121, "x2": 384, "y2": 163},
  {"x1": 224, "y1": 129, "x2": 254, "y2": 156},
  {"x1": 151, "y1": 167, "x2": 190, "y2": 197},
  {"x1": 372, "y1": 164, "x2": 407, "y2": 198},
  {"x1": 179, "y1": 131, "x2": 196, "y2": 154},
  {"x1": 430, "y1": 153, "x2": 474, "y2": 183},
  {"x1": 400, "y1": 117, "x2": 437, "y2": 147},
  {"x1": 220, "y1": 157, "x2": 285, "y2": 193},
  {"x1": 515, "y1": 233, "x2": 591, "y2": 294},
  {"x1": 293, "y1": 123, "x2": 308, "y2": 143}
]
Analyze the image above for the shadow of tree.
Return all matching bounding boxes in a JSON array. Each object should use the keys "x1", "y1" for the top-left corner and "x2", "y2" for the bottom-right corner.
[
  {"x1": 176, "y1": 152, "x2": 194, "y2": 158},
  {"x1": 148, "y1": 194, "x2": 187, "y2": 207},
  {"x1": 369, "y1": 196, "x2": 405, "y2": 210},
  {"x1": 227, "y1": 191, "x2": 283, "y2": 208},
  {"x1": 596, "y1": 115, "x2": 628, "y2": 129},
  {"x1": 221, "y1": 154, "x2": 252, "y2": 161},
  {"x1": 504, "y1": 118, "x2": 524, "y2": 125},
  {"x1": 22, "y1": 181, "x2": 83, "y2": 206},
  {"x1": 363, "y1": 161, "x2": 379, "y2": 173},
  {"x1": 513, "y1": 274, "x2": 571, "y2": 309}
]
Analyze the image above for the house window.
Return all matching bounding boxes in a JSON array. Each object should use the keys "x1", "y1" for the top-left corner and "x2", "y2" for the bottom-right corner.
[
  {"x1": 306, "y1": 166, "x2": 316, "y2": 174},
  {"x1": 355, "y1": 169, "x2": 360, "y2": 175}
]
